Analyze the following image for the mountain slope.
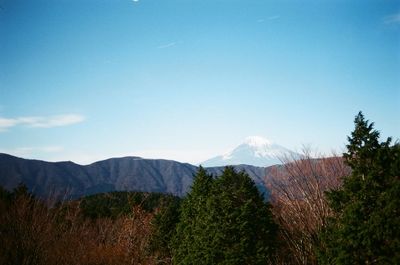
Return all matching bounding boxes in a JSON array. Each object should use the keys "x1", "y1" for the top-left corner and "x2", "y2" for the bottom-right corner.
[
  {"x1": 202, "y1": 136, "x2": 298, "y2": 167},
  {"x1": 0, "y1": 153, "x2": 270, "y2": 199},
  {"x1": 0, "y1": 153, "x2": 197, "y2": 198}
]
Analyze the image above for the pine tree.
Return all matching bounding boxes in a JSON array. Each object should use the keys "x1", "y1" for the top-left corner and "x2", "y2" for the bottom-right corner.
[
  {"x1": 149, "y1": 197, "x2": 181, "y2": 262},
  {"x1": 318, "y1": 112, "x2": 400, "y2": 264},
  {"x1": 172, "y1": 166, "x2": 214, "y2": 265},
  {"x1": 172, "y1": 166, "x2": 277, "y2": 265},
  {"x1": 206, "y1": 167, "x2": 277, "y2": 265}
]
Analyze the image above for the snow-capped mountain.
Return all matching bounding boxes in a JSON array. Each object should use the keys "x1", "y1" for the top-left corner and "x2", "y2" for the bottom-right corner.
[{"x1": 201, "y1": 136, "x2": 298, "y2": 167}]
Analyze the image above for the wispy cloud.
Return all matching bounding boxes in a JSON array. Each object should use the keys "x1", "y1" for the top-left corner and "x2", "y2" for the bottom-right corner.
[
  {"x1": 0, "y1": 146, "x2": 64, "y2": 157},
  {"x1": 20, "y1": 114, "x2": 85, "y2": 128},
  {"x1": 268, "y1": 15, "x2": 280, "y2": 20},
  {"x1": 257, "y1": 15, "x2": 280, "y2": 23},
  {"x1": 157, "y1": 42, "x2": 177, "y2": 49},
  {"x1": 0, "y1": 118, "x2": 19, "y2": 132},
  {"x1": 0, "y1": 114, "x2": 85, "y2": 132},
  {"x1": 383, "y1": 12, "x2": 400, "y2": 24}
]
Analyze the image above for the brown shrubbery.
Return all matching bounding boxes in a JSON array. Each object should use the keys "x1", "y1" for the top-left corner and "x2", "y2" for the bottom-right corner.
[
  {"x1": 0, "y1": 190, "x2": 156, "y2": 265},
  {"x1": 266, "y1": 150, "x2": 350, "y2": 265}
]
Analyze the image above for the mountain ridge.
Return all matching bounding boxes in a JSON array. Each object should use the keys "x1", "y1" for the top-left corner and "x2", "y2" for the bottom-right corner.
[{"x1": 0, "y1": 153, "x2": 273, "y2": 199}]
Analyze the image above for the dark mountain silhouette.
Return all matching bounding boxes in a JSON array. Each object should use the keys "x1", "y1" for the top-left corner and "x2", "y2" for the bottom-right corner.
[{"x1": 0, "y1": 153, "x2": 273, "y2": 199}]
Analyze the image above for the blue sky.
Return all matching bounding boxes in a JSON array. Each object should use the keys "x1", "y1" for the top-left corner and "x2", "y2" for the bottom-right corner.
[{"x1": 0, "y1": 0, "x2": 399, "y2": 164}]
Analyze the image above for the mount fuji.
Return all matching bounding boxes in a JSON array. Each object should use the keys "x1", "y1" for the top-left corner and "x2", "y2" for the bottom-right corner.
[{"x1": 201, "y1": 136, "x2": 298, "y2": 167}]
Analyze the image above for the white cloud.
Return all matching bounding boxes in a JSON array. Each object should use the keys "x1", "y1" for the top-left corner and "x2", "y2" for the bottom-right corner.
[
  {"x1": 157, "y1": 42, "x2": 177, "y2": 49},
  {"x1": 0, "y1": 114, "x2": 85, "y2": 132},
  {"x1": 257, "y1": 16, "x2": 280, "y2": 23},
  {"x1": 383, "y1": 12, "x2": 400, "y2": 24},
  {"x1": 268, "y1": 15, "x2": 280, "y2": 20},
  {"x1": 0, "y1": 146, "x2": 64, "y2": 157},
  {"x1": 21, "y1": 114, "x2": 85, "y2": 128},
  {"x1": 0, "y1": 117, "x2": 19, "y2": 132}
]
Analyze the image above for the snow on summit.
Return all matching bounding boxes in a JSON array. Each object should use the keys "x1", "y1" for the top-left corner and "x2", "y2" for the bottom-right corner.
[
  {"x1": 244, "y1": 136, "x2": 272, "y2": 147},
  {"x1": 201, "y1": 136, "x2": 298, "y2": 167}
]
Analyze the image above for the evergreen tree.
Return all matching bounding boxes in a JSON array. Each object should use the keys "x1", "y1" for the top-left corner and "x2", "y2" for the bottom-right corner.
[
  {"x1": 149, "y1": 197, "x2": 181, "y2": 262},
  {"x1": 172, "y1": 166, "x2": 214, "y2": 264},
  {"x1": 206, "y1": 167, "x2": 277, "y2": 265},
  {"x1": 318, "y1": 112, "x2": 400, "y2": 264},
  {"x1": 172, "y1": 166, "x2": 277, "y2": 265}
]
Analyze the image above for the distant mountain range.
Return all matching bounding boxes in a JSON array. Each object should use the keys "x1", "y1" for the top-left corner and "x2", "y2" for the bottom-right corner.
[
  {"x1": 0, "y1": 153, "x2": 276, "y2": 199},
  {"x1": 202, "y1": 136, "x2": 299, "y2": 167}
]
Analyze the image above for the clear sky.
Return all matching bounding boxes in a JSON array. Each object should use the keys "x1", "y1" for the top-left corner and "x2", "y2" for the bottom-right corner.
[{"x1": 0, "y1": 0, "x2": 399, "y2": 165}]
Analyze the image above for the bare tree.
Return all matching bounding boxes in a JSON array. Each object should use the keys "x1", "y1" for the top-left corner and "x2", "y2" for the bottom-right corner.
[{"x1": 266, "y1": 148, "x2": 350, "y2": 265}]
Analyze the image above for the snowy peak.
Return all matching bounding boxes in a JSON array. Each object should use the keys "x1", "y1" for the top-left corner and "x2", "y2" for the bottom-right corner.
[
  {"x1": 244, "y1": 136, "x2": 272, "y2": 147},
  {"x1": 241, "y1": 136, "x2": 280, "y2": 158},
  {"x1": 202, "y1": 136, "x2": 297, "y2": 167}
]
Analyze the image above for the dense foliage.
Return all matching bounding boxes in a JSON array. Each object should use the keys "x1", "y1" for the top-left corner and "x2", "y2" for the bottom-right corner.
[
  {"x1": 318, "y1": 112, "x2": 400, "y2": 264},
  {"x1": 171, "y1": 166, "x2": 277, "y2": 265},
  {"x1": 79, "y1": 191, "x2": 179, "y2": 219},
  {"x1": 149, "y1": 195, "x2": 181, "y2": 262}
]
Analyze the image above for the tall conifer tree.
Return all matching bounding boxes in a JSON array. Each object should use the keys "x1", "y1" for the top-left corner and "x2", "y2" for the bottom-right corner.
[
  {"x1": 172, "y1": 166, "x2": 214, "y2": 264},
  {"x1": 319, "y1": 112, "x2": 400, "y2": 264}
]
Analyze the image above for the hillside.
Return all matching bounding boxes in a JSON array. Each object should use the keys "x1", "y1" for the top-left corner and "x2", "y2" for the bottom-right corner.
[{"x1": 0, "y1": 153, "x2": 271, "y2": 199}]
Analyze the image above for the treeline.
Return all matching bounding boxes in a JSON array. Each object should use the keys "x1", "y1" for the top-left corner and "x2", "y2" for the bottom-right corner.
[
  {"x1": 79, "y1": 191, "x2": 179, "y2": 219},
  {"x1": 0, "y1": 187, "x2": 177, "y2": 265},
  {"x1": 0, "y1": 112, "x2": 399, "y2": 264}
]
